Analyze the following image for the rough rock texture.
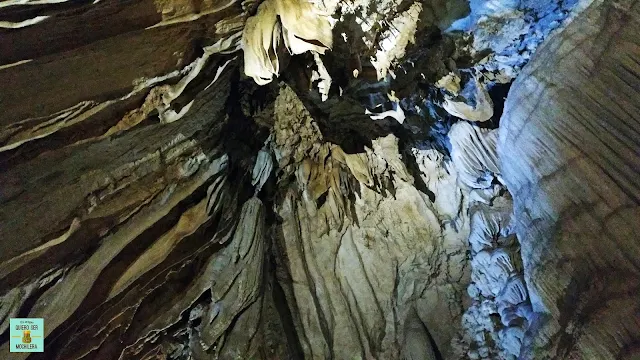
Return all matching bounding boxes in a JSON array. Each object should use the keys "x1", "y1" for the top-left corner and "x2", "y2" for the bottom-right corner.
[
  {"x1": 499, "y1": 0, "x2": 640, "y2": 358},
  {"x1": 447, "y1": 120, "x2": 531, "y2": 360},
  {"x1": 270, "y1": 85, "x2": 470, "y2": 359},
  {"x1": 1, "y1": 0, "x2": 638, "y2": 359},
  {"x1": 0, "y1": 2, "x2": 286, "y2": 359}
]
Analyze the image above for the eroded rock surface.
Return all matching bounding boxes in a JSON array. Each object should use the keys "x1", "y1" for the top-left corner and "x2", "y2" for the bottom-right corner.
[
  {"x1": 499, "y1": 1, "x2": 640, "y2": 358},
  {"x1": 1, "y1": 0, "x2": 638, "y2": 359}
]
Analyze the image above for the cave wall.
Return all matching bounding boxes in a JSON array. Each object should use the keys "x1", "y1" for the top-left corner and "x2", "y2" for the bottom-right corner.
[
  {"x1": 269, "y1": 85, "x2": 471, "y2": 359},
  {"x1": 0, "y1": 2, "x2": 287, "y2": 359},
  {"x1": 1, "y1": 0, "x2": 638, "y2": 359},
  {"x1": 499, "y1": 0, "x2": 640, "y2": 358}
]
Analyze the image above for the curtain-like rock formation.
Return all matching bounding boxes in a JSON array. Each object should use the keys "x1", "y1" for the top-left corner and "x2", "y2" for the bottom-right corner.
[
  {"x1": 0, "y1": 2, "x2": 283, "y2": 359},
  {"x1": 270, "y1": 85, "x2": 471, "y2": 359},
  {"x1": 1, "y1": 0, "x2": 638, "y2": 359}
]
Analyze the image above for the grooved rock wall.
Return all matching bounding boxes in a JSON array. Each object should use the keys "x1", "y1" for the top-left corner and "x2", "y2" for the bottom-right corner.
[
  {"x1": 270, "y1": 85, "x2": 471, "y2": 360},
  {"x1": 498, "y1": 0, "x2": 640, "y2": 358},
  {"x1": 0, "y1": 1, "x2": 286, "y2": 359}
]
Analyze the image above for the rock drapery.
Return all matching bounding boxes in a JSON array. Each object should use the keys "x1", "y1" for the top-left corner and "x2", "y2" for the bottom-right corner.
[
  {"x1": 499, "y1": 0, "x2": 640, "y2": 358},
  {"x1": 1, "y1": 0, "x2": 638, "y2": 359}
]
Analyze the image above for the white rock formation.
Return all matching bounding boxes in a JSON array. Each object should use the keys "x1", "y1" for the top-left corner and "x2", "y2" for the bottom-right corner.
[{"x1": 449, "y1": 121, "x2": 501, "y2": 189}]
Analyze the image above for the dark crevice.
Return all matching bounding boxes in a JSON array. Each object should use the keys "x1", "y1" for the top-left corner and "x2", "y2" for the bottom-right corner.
[{"x1": 426, "y1": 326, "x2": 444, "y2": 360}]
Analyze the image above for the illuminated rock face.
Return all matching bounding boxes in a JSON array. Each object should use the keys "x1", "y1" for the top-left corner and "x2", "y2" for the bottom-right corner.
[
  {"x1": 499, "y1": 1, "x2": 640, "y2": 358},
  {"x1": 0, "y1": 0, "x2": 638, "y2": 359}
]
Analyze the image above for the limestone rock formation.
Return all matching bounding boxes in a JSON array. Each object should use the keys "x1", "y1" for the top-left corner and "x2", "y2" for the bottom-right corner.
[
  {"x1": 0, "y1": 0, "x2": 638, "y2": 359},
  {"x1": 499, "y1": 0, "x2": 640, "y2": 358}
]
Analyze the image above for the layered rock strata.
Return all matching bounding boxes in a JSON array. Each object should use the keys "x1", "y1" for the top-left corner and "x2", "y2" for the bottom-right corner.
[
  {"x1": 499, "y1": 0, "x2": 640, "y2": 358},
  {"x1": 0, "y1": 0, "x2": 638, "y2": 359}
]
